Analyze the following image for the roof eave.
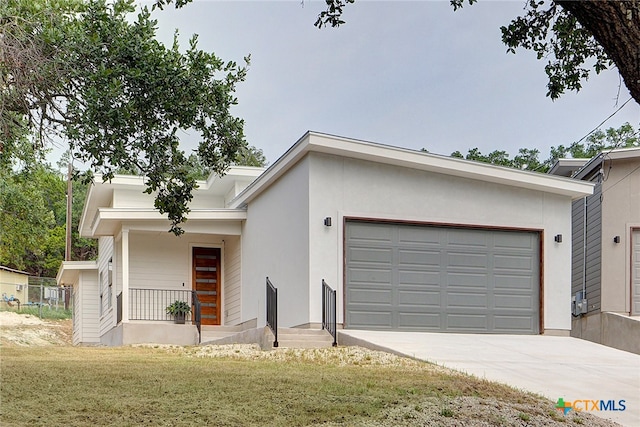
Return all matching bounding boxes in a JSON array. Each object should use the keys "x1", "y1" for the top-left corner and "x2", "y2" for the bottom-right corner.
[{"x1": 231, "y1": 132, "x2": 594, "y2": 207}]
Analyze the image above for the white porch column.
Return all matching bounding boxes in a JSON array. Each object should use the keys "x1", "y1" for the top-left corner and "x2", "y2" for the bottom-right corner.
[{"x1": 121, "y1": 228, "x2": 130, "y2": 323}]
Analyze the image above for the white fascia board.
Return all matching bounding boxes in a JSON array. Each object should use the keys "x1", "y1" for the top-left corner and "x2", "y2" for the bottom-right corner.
[
  {"x1": 56, "y1": 260, "x2": 98, "y2": 285},
  {"x1": 231, "y1": 131, "x2": 594, "y2": 207},
  {"x1": 89, "y1": 208, "x2": 247, "y2": 236}
]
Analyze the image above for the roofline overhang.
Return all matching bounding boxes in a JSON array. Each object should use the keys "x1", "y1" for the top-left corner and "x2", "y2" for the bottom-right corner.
[
  {"x1": 0, "y1": 265, "x2": 30, "y2": 276},
  {"x1": 56, "y1": 260, "x2": 98, "y2": 285},
  {"x1": 574, "y1": 147, "x2": 640, "y2": 180},
  {"x1": 78, "y1": 165, "x2": 263, "y2": 237},
  {"x1": 84, "y1": 208, "x2": 247, "y2": 238},
  {"x1": 230, "y1": 131, "x2": 595, "y2": 208}
]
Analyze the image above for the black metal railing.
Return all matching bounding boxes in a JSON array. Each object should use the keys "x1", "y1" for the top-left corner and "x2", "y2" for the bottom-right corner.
[
  {"x1": 192, "y1": 290, "x2": 202, "y2": 344},
  {"x1": 129, "y1": 288, "x2": 193, "y2": 322},
  {"x1": 322, "y1": 279, "x2": 338, "y2": 347},
  {"x1": 266, "y1": 277, "x2": 278, "y2": 347}
]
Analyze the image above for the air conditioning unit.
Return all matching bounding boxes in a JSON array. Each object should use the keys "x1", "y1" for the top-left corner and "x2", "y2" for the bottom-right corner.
[
  {"x1": 15, "y1": 284, "x2": 23, "y2": 291},
  {"x1": 572, "y1": 291, "x2": 588, "y2": 316}
]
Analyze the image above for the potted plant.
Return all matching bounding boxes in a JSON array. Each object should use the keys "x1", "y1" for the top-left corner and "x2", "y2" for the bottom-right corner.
[{"x1": 166, "y1": 300, "x2": 191, "y2": 324}]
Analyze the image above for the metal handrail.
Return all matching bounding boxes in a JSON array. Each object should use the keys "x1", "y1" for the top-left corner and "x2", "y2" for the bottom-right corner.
[
  {"x1": 322, "y1": 279, "x2": 338, "y2": 347},
  {"x1": 266, "y1": 277, "x2": 278, "y2": 347},
  {"x1": 129, "y1": 288, "x2": 193, "y2": 322},
  {"x1": 192, "y1": 290, "x2": 202, "y2": 344}
]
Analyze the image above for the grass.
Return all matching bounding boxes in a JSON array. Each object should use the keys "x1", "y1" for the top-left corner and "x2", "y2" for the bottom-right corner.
[{"x1": 0, "y1": 345, "x2": 555, "y2": 427}]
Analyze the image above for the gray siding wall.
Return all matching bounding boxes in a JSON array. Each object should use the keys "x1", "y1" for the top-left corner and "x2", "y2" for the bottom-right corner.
[{"x1": 571, "y1": 182, "x2": 602, "y2": 313}]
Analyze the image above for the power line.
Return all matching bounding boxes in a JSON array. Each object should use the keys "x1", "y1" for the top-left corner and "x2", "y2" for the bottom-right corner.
[{"x1": 570, "y1": 97, "x2": 634, "y2": 147}]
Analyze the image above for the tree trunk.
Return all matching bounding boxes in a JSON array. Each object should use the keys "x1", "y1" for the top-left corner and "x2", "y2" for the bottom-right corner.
[{"x1": 557, "y1": 0, "x2": 640, "y2": 104}]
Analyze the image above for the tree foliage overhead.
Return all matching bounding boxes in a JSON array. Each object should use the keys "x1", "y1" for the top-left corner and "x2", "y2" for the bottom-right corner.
[
  {"x1": 314, "y1": 0, "x2": 640, "y2": 104},
  {"x1": 1, "y1": 0, "x2": 250, "y2": 234}
]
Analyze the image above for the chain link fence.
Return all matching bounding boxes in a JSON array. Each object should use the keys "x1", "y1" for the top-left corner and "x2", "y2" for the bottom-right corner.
[{"x1": 1, "y1": 277, "x2": 73, "y2": 320}]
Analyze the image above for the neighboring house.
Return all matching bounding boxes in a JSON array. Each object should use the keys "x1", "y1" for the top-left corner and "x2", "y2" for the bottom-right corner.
[
  {"x1": 550, "y1": 147, "x2": 640, "y2": 354},
  {"x1": 58, "y1": 132, "x2": 593, "y2": 346},
  {"x1": 1, "y1": 266, "x2": 29, "y2": 307}
]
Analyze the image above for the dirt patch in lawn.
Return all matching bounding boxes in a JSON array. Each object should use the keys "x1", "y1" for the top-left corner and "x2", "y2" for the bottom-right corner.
[{"x1": 0, "y1": 311, "x2": 72, "y2": 347}]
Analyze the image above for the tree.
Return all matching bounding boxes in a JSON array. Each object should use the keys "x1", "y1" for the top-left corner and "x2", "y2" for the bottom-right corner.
[
  {"x1": 551, "y1": 122, "x2": 639, "y2": 160},
  {"x1": 1, "y1": 0, "x2": 249, "y2": 235},
  {"x1": 313, "y1": 0, "x2": 640, "y2": 104},
  {"x1": 234, "y1": 145, "x2": 268, "y2": 168},
  {"x1": 449, "y1": 122, "x2": 639, "y2": 173},
  {"x1": 1, "y1": 153, "x2": 98, "y2": 277}
]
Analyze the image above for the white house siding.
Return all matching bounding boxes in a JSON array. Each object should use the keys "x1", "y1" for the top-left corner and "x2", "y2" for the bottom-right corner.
[
  {"x1": 129, "y1": 232, "x2": 191, "y2": 290},
  {"x1": 74, "y1": 270, "x2": 100, "y2": 345},
  {"x1": 126, "y1": 231, "x2": 232, "y2": 323},
  {"x1": 112, "y1": 189, "x2": 225, "y2": 210},
  {"x1": 223, "y1": 235, "x2": 242, "y2": 325},
  {"x1": 307, "y1": 152, "x2": 574, "y2": 332},
  {"x1": 242, "y1": 157, "x2": 310, "y2": 328},
  {"x1": 98, "y1": 236, "x2": 115, "y2": 338}
]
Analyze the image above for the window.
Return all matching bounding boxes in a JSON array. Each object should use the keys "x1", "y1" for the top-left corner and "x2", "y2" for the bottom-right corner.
[{"x1": 107, "y1": 258, "x2": 113, "y2": 309}]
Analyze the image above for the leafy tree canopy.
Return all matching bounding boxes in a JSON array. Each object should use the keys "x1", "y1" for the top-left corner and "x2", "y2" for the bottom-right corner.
[
  {"x1": 313, "y1": 0, "x2": 640, "y2": 104},
  {"x1": 0, "y1": 153, "x2": 97, "y2": 276},
  {"x1": 1, "y1": 0, "x2": 250, "y2": 234},
  {"x1": 449, "y1": 122, "x2": 639, "y2": 173}
]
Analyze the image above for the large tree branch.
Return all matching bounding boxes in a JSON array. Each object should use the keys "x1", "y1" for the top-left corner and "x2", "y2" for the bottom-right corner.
[{"x1": 556, "y1": 0, "x2": 640, "y2": 103}]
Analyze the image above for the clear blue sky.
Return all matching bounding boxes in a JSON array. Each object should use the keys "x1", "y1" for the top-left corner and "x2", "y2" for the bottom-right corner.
[{"x1": 54, "y1": 1, "x2": 640, "y2": 166}]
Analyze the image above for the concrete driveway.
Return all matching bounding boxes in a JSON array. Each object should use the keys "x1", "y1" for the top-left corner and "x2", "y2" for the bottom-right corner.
[{"x1": 339, "y1": 330, "x2": 640, "y2": 427}]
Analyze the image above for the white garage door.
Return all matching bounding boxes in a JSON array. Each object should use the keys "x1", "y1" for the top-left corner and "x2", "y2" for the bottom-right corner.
[{"x1": 345, "y1": 221, "x2": 540, "y2": 334}]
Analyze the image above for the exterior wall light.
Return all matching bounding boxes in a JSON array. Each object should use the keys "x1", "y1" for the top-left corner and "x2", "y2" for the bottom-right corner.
[
  {"x1": 324, "y1": 217, "x2": 332, "y2": 227},
  {"x1": 613, "y1": 236, "x2": 621, "y2": 244},
  {"x1": 554, "y1": 234, "x2": 562, "y2": 243}
]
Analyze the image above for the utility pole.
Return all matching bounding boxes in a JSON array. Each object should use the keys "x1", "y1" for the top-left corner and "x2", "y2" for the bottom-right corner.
[{"x1": 65, "y1": 162, "x2": 72, "y2": 261}]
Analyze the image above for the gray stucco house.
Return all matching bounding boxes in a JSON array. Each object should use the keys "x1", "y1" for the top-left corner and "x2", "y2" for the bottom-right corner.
[
  {"x1": 58, "y1": 132, "x2": 594, "y2": 346},
  {"x1": 550, "y1": 147, "x2": 640, "y2": 354}
]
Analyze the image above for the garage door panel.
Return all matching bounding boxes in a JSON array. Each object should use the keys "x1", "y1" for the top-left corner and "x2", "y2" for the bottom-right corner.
[
  {"x1": 494, "y1": 254, "x2": 535, "y2": 271},
  {"x1": 398, "y1": 313, "x2": 441, "y2": 329},
  {"x1": 398, "y1": 227, "x2": 441, "y2": 245},
  {"x1": 346, "y1": 221, "x2": 540, "y2": 334},
  {"x1": 447, "y1": 230, "x2": 488, "y2": 248},
  {"x1": 447, "y1": 292, "x2": 488, "y2": 309},
  {"x1": 348, "y1": 223, "x2": 394, "y2": 242},
  {"x1": 446, "y1": 314, "x2": 488, "y2": 331},
  {"x1": 348, "y1": 288, "x2": 392, "y2": 304},
  {"x1": 348, "y1": 311, "x2": 393, "y2": 329},
  {"x1": 494, "y1": 275, "x2": 535, "y2": 289},
  {"x1": 493, "y1": 315, "x2": 536, "y2": 333},
  {"x1": 398, "y1": 270, "x2": 440, "y2": 286},
  {"x1": 349, "y1": 247, "x2": 393, "y2": 264},
  {"x1": 494, "y1": 294, "x2": 534, "y2": 310},
  {"x1": 447, "y1": 252, "x2": 489, "y2": 269},
  {"x1": 494, "y1": 232, "x2": 536, "y2": 249},
  {"x1": 398, "y1": 289, "x2": 440, "y2": 307},
  {"x1": 348, "y1": 267, "x2": 393, "y2": 284},
  {"x1": 398, "y1": 248, "x2": 441, "y2": 266},
  {"x1": 447, "y1": 272, "x2": 489, "y2": 288}
]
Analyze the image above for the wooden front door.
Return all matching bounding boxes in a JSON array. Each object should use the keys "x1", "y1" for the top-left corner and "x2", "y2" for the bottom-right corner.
[{"x1": 192, "y1": 247, "x2": 221, "y2": 325}]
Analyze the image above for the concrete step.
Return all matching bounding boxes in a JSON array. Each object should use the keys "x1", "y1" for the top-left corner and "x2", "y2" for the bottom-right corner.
[
  {"x1": 275, "y1": 328, "x2": 335, "y2": 349},
  {"x1": 200, "y1": 330, "x2": 242, "y2": 341}
]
